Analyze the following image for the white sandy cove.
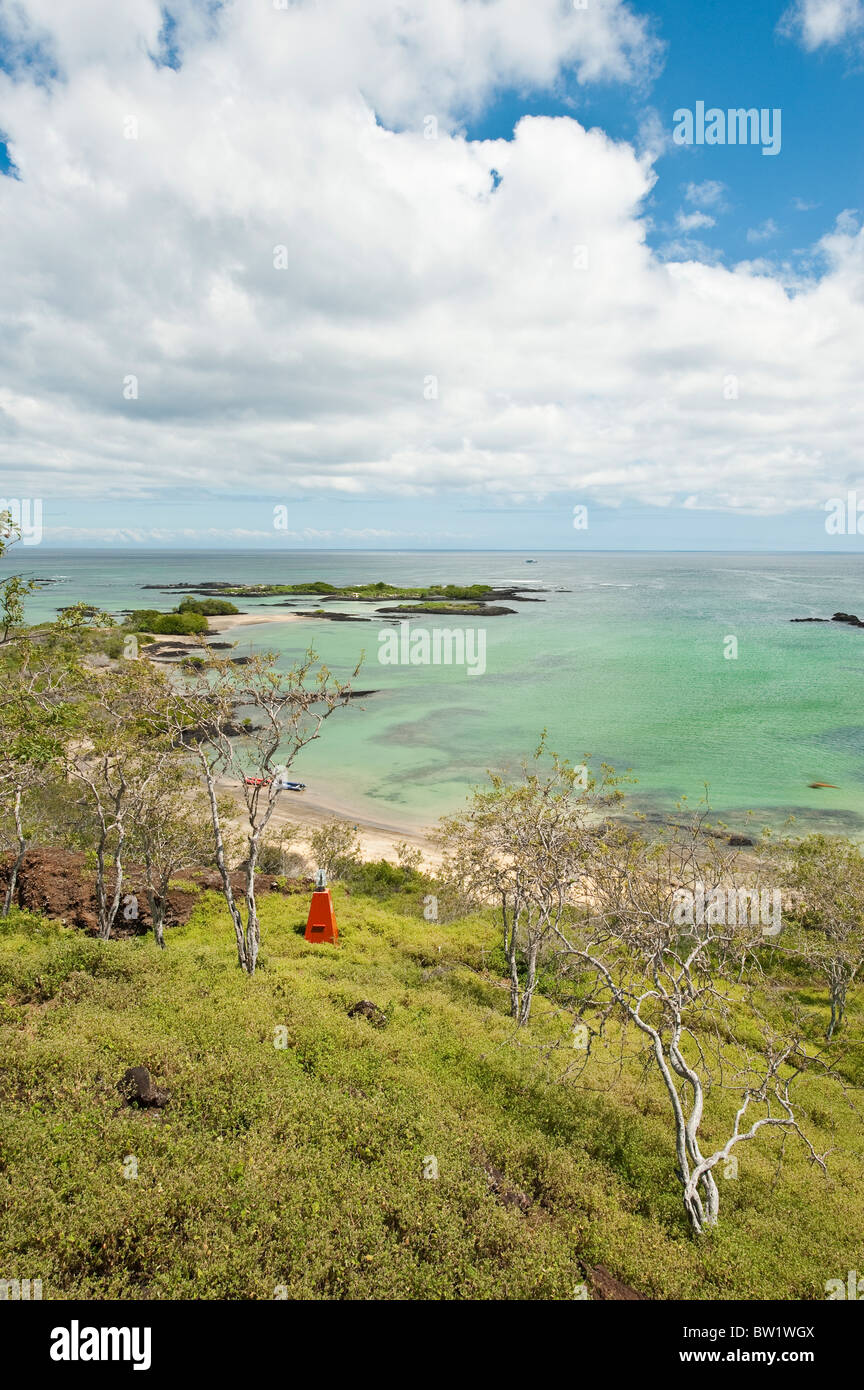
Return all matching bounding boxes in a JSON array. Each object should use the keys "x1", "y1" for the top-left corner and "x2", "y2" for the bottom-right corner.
[
  {"x1": 189, "y1": 613, "x2": 443, "y2": 867},
  {"x1": 218, "y1": 777, "x2": 442, "y2": 871},
  {"x1": 142, "y1": 611, "x2": 301, "y2": 646},
  {"x1": 208, "y1": 611, "x2": 302, "y2": 632}
]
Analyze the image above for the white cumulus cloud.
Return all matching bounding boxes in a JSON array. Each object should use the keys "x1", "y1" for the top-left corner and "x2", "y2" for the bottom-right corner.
[
  {"x1": 0, "y1": 0, "x2": 861, "y2": 524},
  {"x1": 779, "y1": 0, "x2": 864, "y2": 49}
]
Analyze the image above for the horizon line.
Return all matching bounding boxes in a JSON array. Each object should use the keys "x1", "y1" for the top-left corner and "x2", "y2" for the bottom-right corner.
[{"x1": 18, "y1": 547, "x2": 864, "y2": 557}]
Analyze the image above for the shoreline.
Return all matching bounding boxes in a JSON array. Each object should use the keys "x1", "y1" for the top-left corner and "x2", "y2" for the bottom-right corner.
[
  {"x1": 132, "y1": 610, "x2": 440, "y2": 864},
  {"x1": 217, "y1": 775, "x2": 442, "y2": 870},
  {"x1": 208, "y1": 611, "x2": 302, "y2": 633},
  {"x1": 138, "y1": 610, "x2": 302, "y2": 651},
  {"x1": 163, "y1": 614, "x2": 442, "y2": 862}
]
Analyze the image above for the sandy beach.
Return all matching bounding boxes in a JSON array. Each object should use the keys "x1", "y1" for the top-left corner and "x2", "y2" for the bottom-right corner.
[
  {"x1": 217, "y1": 775, "x2": 442, "y2": 872},
  {"x1": 207, "y1": 611, "x2": 302, "y2": 633},
  {"x1": 139, "y1": 610, "x2": 302, "y2": 650},
  {"x1": 209, "y1": 613, "x2": 439, "y2": 863},
  {"x1": 140, "y1": 609, "x2": 441, "y2": 865}
]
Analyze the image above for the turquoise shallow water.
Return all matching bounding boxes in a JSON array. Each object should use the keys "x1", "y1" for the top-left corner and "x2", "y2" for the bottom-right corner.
[{"x1": 16, "y1": 550, "x2": 864, "y2": 837}]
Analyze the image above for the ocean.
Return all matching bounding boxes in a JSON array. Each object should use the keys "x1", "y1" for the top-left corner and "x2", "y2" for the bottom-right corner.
[{"x1": 15, "y1": 549, "x2": 864, "y2": 838}]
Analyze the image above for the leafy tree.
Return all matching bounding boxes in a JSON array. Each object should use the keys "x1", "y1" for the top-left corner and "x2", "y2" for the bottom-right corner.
[
  {"x1": 308, "y1": 819, "x2": 361, "y2": 880},
  {"x1": 0, "y1": 509, "x2": 36, "y2": 646},
  {"x1": 0, "y1": 508, "x2": 15, "y2": 558},
  {"x1": 0, "y1": 648, "x2": 70, "y2": 915},
  {"x1": 254, "y1": 822, "x2": 300, "y2": 876},
  {"x1": 395, "y1": 839, "x2": 423, "y2": 873},
  {"x1": 129, "y1": 609, "x2": 208, "y2": 636},
  {"x1": 177, "y1": 597, "x2": 239, "y2": 617}
]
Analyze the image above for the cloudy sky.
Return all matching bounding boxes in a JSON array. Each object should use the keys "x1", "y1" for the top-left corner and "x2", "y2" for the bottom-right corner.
[{"x1": 0, "y1": 0, "x2": 863, "y2": 550}]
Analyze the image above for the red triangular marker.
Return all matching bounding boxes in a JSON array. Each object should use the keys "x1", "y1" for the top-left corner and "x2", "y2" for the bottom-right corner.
[{"x1": 305, "y1": 887, "x2": 338, "y2": 944}]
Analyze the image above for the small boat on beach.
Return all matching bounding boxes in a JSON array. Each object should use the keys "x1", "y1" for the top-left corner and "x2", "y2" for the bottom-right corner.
[{"x1": 243, "y1": 776, "x2": 306, "y2": 791}]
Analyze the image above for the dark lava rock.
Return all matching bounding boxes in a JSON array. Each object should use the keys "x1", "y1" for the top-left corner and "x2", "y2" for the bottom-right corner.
[
  {"x1": 0, "y1": 847, "x2": 313, "y2": 936},
  {"x1": 421, "y1": 964, "x2": 455, "y2": 981},
  {"x1": 791, "y1": 612, "x2": 864, "y2": 627},
  {"x1": 295, "y1": 610, "x2": 372, "y2": 623},
  {"x1": 347, "y1": 1000, "x2": 388, "y2": 1028},
  {"x1": 483, "y1": 1162, "x2": 532, "y2": 1212},
  {"x1": 588, "y1": 1265, "x2": 647, "y2": 1301},
  {"x1": 139, "y1": 642, "x2": 196, "y2": 659},
  {"x1": 117, "y1": 1066, "x2": 170, "y2": 1109}
]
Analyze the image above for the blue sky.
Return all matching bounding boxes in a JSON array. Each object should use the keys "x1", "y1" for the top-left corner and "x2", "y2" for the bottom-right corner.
[
  {"x1": 1, "y1": 0, "x2": 862, "y2": 550},
  {"x1": 469, "y1": 0, "x2": 863, "y2": 269}
]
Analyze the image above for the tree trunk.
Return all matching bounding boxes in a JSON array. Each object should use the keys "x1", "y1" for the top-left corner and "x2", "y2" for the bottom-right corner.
[
  {"x1": 95, "y1": 834, "x2": 109, "y2": 939},
  {"x1": 102, "y1": 829, "x2": 125, "y2": 941},
  {"x1": 1, "y1": 787, "x2": 26, "y2": 918},
  {"x1": 244, "y1": 831, "x2": 262, "y2": 975},
  {"x1": 518, "y1": 940, "x2": 539, "y2": 1025},
  {"x1": 143, "y1": 855, "x2": 166, "y2": 950},
  {"x1": 826, "y1": 977, "x2": 845, "y2": 1040},
  {"x1": 503, "y1": 896, "x2": 520, "y2": 1019},
  {"x1": 670, "y1": 1037, "x2": 719, "y2": 1232},
  {"x1": 506, "y1": 937, "x2": 520, "y2": 1020},
  {"x1": 635, "y1": 1015, "x2": 719, "y2": 1235},
  {"x1": 200, "y1": 754, "x2": 250, "y2": 972},
  {"x1": 153, "y1": 902, "x2": 165, "y2": 950},
  {"x1": 146, "y1": 886, "x2": 166, "y2": 949}
]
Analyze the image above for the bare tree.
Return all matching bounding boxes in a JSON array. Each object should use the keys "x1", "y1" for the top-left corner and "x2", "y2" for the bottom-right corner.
[
  {"x1": 64, "y1": 661, "x2": 176, "y2": 940},
  {"x1": 555, "y1": 813, "x2": 828, "y2": 1234},
  {"x1": 128, "y1": 761, "x2": 215, "y2": 948},
  {"x1": 437, "y1": 744, "x2": 619, "y2": 1024},
  {"x1": 782, "y1": 833, "x2": 864, "y2": 1040},
  {"x1": 177, "y1": 647, "x2": 356, "y2": 975}
]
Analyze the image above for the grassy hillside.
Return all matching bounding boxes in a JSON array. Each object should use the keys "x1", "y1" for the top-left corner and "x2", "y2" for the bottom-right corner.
[{"x1": 0, "y1": 886, "x2": 861, "y2": 1300}]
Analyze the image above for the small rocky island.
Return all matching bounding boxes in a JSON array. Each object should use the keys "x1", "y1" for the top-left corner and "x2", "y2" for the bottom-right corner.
[
  {"x1": 140, "y1": 579, "x2": 544, "y2": 619},
  {"x1": 791, "y1": 611, "x2": 864, "y2": 629}
]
